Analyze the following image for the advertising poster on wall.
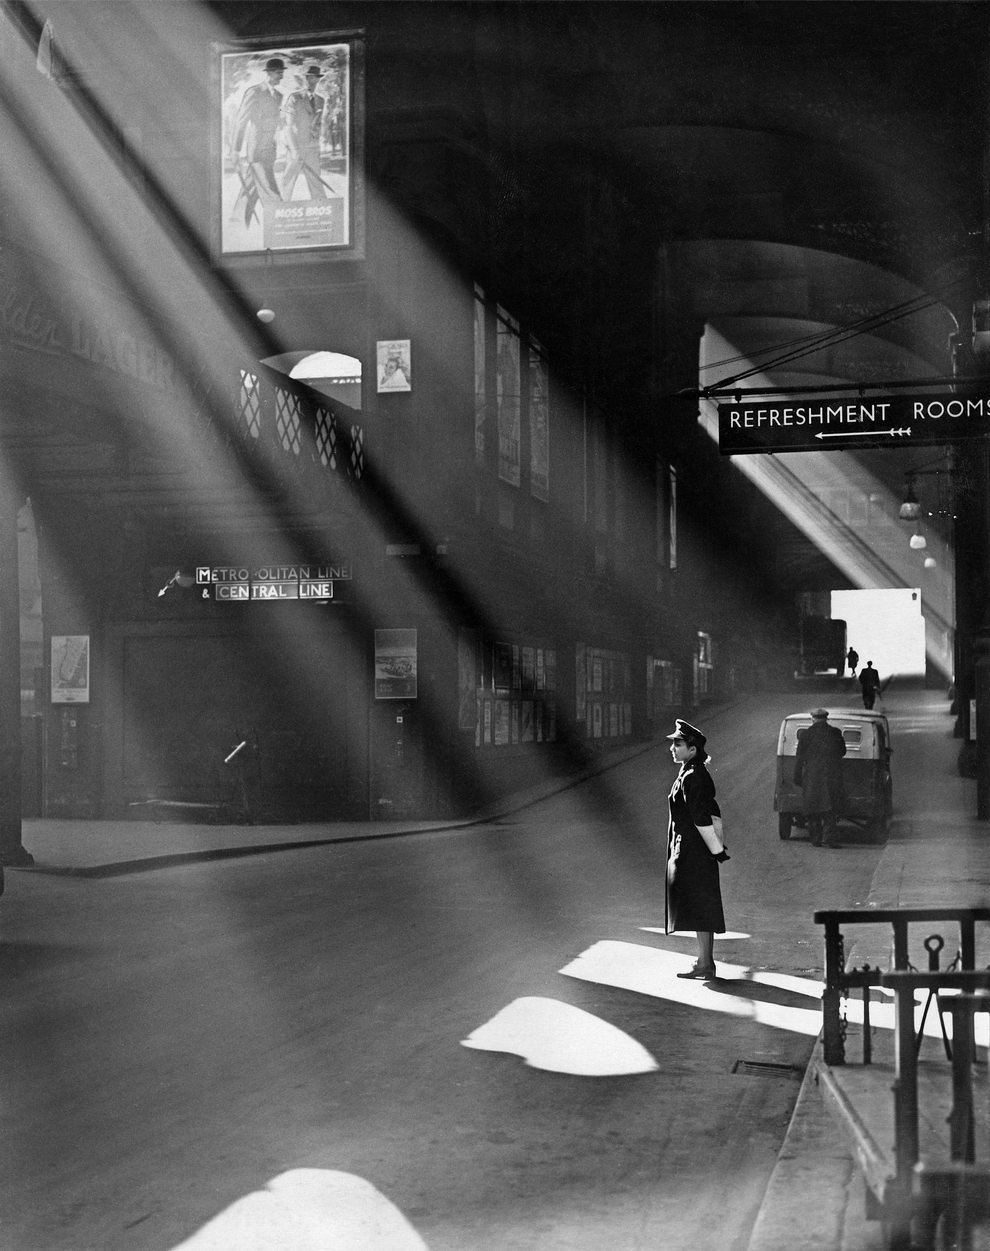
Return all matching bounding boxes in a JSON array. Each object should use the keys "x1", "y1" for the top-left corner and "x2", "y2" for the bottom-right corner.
[
  {"x1": 374, "y1": 629, "x2": 417, "y2": 699},
  {"x1": 493, "y1": 642, "x2": 512, "y2": 692},
  {"x1": 216, "y1": 37, "x2": 362, "y2": 257},
  {"x1": 51, "y1": 635, "x2": 90, "y2": 703},
  {"x1": 376, "y1": 340, "x2": 412, "y2": 392}
]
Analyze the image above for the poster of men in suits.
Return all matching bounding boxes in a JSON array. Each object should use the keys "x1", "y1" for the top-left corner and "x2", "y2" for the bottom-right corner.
[{"x1": 218, "y1": 41, "x2": 354, "y2": 255}]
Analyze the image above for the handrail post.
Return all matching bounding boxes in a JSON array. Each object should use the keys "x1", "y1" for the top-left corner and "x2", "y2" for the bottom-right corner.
[
  {"x1": 814, "y1": 908, "x2": 990, "y2": 1068},
  {"x1": 943, "y1": 997, "x2": 977, "y2": 1163},
  {"x1": 892, "y1": 916, "x2": 909, "y2": 970},
  {"x1": 882, "y1": 973, "x2": 990, "y2": 1247},
  {"x1": 889, "y1": 980, "x2": 921, "y2": 1249},
  {"x1": 821, "y1": 915, "x2": 845, "y2": 1064},
  {"x1": 862, "y1": 980, "x2": 872, "y2": 1065},
  {"x1": 959, "y1": 916, "x2": 976, "y2": 970}
]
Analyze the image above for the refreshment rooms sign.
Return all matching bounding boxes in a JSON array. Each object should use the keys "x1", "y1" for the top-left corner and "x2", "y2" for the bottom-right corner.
[{"x1": 717, "y1": 393, "x2": 990, "y2": 455}]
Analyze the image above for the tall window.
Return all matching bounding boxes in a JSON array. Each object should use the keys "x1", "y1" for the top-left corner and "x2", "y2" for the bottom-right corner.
[
  {"x1": 577, "y1": 644, "x2": 633, "y2": 741},
  {"x1": 473, "y1": 635, "x2": 558, "y2": 747},
  {"x1": 496, "y1": 306, "x2": 521, "y2": 486},
  {"x1": 590, "y1": 412, "x2": 609, "y2": 573},
  {"x1": 475, "y1": 289, "x2": 551, "y2": 502},
  {"x1": 655, "y1": 456, "x2": 665, "y2": 565},
  {"x1": 613, "y1": 443, "x2": 627, "y2": 552},
  {"x1": 529, "y1": 341, "x2": 549, "y2": 502},
  {"x1": 655, "y1": 458, "x2": 678, "y2": 581},
  {"x1": 474, "y1": 286, "x2": 486, "y2": 467},
  {"x1": 592, "y1": 413, "x2": 608, "y2": 535},
  {"x1": 695, "y1": 631, "x2": 713, "y2": 699}
]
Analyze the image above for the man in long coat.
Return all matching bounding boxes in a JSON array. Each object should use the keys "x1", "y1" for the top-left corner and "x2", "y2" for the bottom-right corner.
[
  {"x1": 793, "y1": 708, "x2": 846, "y2": 848},
  {"x1": 230, "y1": 57, "x2": 286, "y2": 215},
  {"x1": 281, "y1": 65, "x2": 328, "y2": 199},
  {"x1": 859, "y1": 661, "x2": 881, "y2": 709}
]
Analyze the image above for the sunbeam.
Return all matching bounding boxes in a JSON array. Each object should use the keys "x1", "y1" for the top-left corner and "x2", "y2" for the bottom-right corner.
[{"x1": 698, "y1": 326, "x2": 954, "y2": 680}]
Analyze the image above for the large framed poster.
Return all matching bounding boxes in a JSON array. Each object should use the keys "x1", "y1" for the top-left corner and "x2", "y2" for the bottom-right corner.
[{"x1": 214, "y1": 33, "x2": 364, "y2": 259}]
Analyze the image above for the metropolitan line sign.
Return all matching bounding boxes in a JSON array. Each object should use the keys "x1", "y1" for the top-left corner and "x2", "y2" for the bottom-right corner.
[{"x1": 717, "y1": 392, "x2": 990, "y2": 455}]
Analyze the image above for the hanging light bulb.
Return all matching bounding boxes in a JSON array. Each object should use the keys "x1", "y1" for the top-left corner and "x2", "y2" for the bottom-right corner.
[
  {"x1": 898, "y1": 476, "x2": 921, "y2": 521},
  {"x1": 257, "y1": 249, "x2": 276, "y2": 323},
  {"x1": 909, "y1": 529, "x2": 927, "y2": 550},
  {"x1": 923, "y1": 556, "x2": 937, "y2": 569}
]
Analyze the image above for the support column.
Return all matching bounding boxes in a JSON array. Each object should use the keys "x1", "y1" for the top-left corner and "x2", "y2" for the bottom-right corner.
[
  {"x1": 0, "y1": 488, "x2": 31, "y2": 865},
  {"x1": 974, "y1": 632, "x2": 990, "y2": 820}
]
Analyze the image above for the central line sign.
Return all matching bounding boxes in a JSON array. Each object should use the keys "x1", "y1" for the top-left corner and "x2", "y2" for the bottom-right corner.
[{"x1": 716, "y1": 393, "x2": 990, "y2": 455}]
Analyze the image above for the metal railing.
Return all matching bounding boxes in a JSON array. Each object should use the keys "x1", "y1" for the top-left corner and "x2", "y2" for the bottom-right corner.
[
  {"x1": 879, "y1": 972, "x2": 990, "y2": 1251},
  {"x1": 814, "y1": 907, "x2": 990, "y2": 1065}
]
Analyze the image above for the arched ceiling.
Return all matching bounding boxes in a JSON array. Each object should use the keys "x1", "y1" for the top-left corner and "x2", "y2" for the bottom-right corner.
[
  {"x1": 670, "y1": 240, "x2": 960, "y2": 393},
  {"x1": 17, "y1": 0, "x2": 988, "y2": 518},
  {"x1": 196, "y1": 1, "x2": 988, "y2": 412},
  {"x1": 455, "y1": 1, "x2": 986, "y2": 392},
  {"x1": 434, "y1": 0, "x2": 986, "y2": 600}
]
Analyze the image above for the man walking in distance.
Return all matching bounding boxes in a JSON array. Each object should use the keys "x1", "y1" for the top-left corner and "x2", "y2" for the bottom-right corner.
[
  {"x1": 281, "y1": 65, "x2": 328, "y2": 200},
  {"x1": 859, "y1": 660, "x2": 881, "y2": 709},
  {"x1": 794, "y1": 708, "x2": 846, "y2": 848}
]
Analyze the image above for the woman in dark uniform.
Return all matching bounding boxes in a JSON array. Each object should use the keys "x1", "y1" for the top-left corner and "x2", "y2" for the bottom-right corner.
[{"x1": 665, "y1": 719, "x2": 729, "y2": 980}]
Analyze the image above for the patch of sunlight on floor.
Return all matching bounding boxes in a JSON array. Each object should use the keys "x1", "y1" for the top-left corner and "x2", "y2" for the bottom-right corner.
[
  {"x1": 560, "y1": 942, "x2": 985, "y2": 1046},
  {"x1": 560, "y1": 941, "x2": 824, "y2": 1035},
  {"x1": 857, "y1": 987, "x2": 989, "y2": 1047},
  {"x1": 461, "y1": 995, "x2": 659, "y2": 1075},
  {"x1": 640, "y1": 927, "x2": 752, "y2": 941},
  {"x1": 170, "y1": 1170, "x2": 429, "y2": 1251}
]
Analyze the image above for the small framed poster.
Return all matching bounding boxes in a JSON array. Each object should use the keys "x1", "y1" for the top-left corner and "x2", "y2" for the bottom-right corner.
[
  {"x1": 376, "y1": 339, "x2": 412, "y2": 392},
  {"x1": 374, "y1": 628, "x2": 417, "y2": 699},
  {"x1": 51, "y1": 635, "x2": 90, "y2": 703}
]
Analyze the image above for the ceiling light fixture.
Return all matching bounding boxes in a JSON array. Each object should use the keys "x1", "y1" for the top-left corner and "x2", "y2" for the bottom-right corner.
[{"x1": 898, "y1": 476, "x2": 921, "y2": 521}]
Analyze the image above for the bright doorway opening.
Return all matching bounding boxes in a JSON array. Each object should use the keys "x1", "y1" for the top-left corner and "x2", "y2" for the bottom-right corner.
[{"x1": 831, "y1": 588, "x2": 926, "y2": 679}]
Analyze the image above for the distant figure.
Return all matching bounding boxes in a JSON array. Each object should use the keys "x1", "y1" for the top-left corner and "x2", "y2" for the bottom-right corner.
[
  {"x1": 859, "y1": 661, "x2": 881, "y2": 709},
  {"x1": 846, "y1": 646, "x2": 859, "y2": 675},
  {"x1": 794, "y1": 708, "x2": 846, "y2": 848}
]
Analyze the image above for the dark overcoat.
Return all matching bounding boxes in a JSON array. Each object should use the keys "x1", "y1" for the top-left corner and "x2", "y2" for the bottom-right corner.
[
  {"x1": 233, "y1": 82, "x2": 283, "y2": 163},
  {"x1": 793, "y1": 720, "x2": 846, "y2": 814},
  {"x1": 665, "y1": 759, "x2": 725, "y2": 934}
]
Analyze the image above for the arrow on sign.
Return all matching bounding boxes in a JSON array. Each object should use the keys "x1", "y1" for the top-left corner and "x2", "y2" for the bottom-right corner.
[{"x1": 814, "y1": 427, "x2": 913, "y2": 441}]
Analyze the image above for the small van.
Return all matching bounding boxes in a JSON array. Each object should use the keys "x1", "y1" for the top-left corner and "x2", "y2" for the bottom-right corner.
[{"x1": 774, "y1": 708, "x2": 893, "y2": 843}]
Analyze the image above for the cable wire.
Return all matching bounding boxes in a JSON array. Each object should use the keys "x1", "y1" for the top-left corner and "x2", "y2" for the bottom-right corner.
[
  {"x1": 699, "y1": 290, "x2": 944, "y2": 374},
  {"x1": 697, "y1": 273, "x2": 967, "y2": 393}
]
